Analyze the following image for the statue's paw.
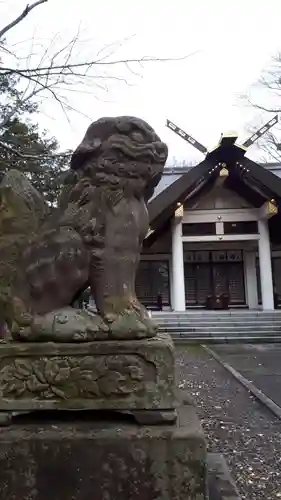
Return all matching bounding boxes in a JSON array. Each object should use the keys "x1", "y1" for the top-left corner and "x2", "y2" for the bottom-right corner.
[
  {"x1": 12, "y1": 325, "x2": 34, "y2": 341},
  {"x1": 141, "y1": 317, "x2": 158, "y2": 336},
  {"x1": 109, "y1": 311, "x2": 158, "y2": 339},
  {"x1": 12, "y1": 307, "x2": 158, "y2": 342},
  {"x1": 52, "y1": 308, "x2": 109, "y2": 342},
  {"x1": 71, "y1": 310, "x2": 109, "y2": 341},
  {"x1": 15, "y1": 308, "x2": 109, "y2": 342}
]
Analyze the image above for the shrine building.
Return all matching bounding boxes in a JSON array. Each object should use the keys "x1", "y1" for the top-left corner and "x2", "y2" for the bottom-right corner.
[{"x1": 136, "y1": 132, "x2": 281, "y2": 311}]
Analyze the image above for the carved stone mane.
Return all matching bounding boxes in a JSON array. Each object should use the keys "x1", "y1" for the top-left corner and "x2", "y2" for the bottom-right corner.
[{"x1": 61, "y1": 116, "x2": 166, "y2": 208}]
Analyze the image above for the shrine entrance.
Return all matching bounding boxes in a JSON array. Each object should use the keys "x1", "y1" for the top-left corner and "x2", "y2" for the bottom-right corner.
[
  {"x1": 184, "y1": 250, "x2": 245, "y2": 307},
  {"x1": 135, "y1": 260, "x2": 170, "y2": 309}
]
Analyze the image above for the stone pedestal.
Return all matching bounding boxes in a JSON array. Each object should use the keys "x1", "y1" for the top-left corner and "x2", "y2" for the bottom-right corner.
[
  {"x1": 0, "y1": 334, "x2": 176, "y2": 424},
  {"x1": 0, "y1": 333, "x2": 242, "y2": 499},
  {"x1": 0, "y1": 405, "x2": 207, "y2": 500}
]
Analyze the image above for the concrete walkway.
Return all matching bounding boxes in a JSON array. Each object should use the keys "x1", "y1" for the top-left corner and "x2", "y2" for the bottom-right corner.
[
  {"x1": 211, "y1": 344, "x2": 281, "y2": 408},
  {"x1": 175, "y1": 345, "x2": 281, "y2": 500}
]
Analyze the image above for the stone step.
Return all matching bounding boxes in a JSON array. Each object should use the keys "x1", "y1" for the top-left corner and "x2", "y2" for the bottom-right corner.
[
  {"x1": 155, "y1": 317, "x2": 281, "y2": 324},
  {"x1": 157, "y1": 322, "x2": 281, "y2": 327},
  {"x1": 154, "y1": 308, "x2": 281, "y2": 311},
  {"x1": 157, "y1": 321, "x2": 281, "y2": 328},
  {"x1": 159, "y1": 326, "x2": 281, "y2": 332},
  {"x1": 156, "y1": 320, "x2": 281, "y2": 327},
  {"x1": 171, "y1": 335, "x2": 281, "y2": 344},
  {"x1": 162, "y1": 330, "x2": 281, "y2": 337},
  {"x1": 153, "y1": 312, "x2": 281, "y2": 319},
  {"x1": 158, "y1": 328, "x2": 281, "y2": 335},
  {"x1": 153, "y1": 311, "x2": 281, "y2": 342},
  {"x1": 154, "y1": 310, "x2": 281, "y2": 314},
  {"x1": 159, "y1": 328, "x2": 281, "y2": 334},
  {"x1": 169, "y1": 329, "x2": 281, "y2": 336},
  {"x1": 158, "y1": 322, "x2": 281, "y2": 326}
]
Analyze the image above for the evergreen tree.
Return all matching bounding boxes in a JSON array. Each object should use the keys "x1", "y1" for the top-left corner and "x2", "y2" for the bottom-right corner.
[
  {"x1": 0, "y1": 117, "x2": 70, "y2": 205},
  {"x1": 0, "y1": 70, "x2": 70, "y2": 205}
]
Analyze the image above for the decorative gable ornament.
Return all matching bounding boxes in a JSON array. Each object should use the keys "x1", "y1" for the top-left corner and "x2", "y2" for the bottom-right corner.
[
  {"x1": 219, "y1": 165, "x2": 229, "y2": 177},
  {"x1": 175, "y1": 203, "x2": 184, "y2": 218}
]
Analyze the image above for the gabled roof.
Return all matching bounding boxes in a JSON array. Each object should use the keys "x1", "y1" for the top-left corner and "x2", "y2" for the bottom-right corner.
[
  {"x1": 147, "y1": 141, "x2": 281, "y2": 244},
  {"x1": 150, "y1": 173, "x2": 181, "y2": 200}
]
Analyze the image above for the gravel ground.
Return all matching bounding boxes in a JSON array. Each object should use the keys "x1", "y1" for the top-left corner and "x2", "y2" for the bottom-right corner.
[
  {"x1": 212, "y1": 344, "x2": 281, "y2": 407},
  {"x1": 175, "y1": 345, "x2": 281, "y2": 500}
]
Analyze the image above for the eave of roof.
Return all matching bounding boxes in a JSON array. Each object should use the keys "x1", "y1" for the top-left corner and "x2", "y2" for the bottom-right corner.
[
  {"x1": 148, "y1": 158, "x2": 214, "y2": 230},
  {"x1": 239, "y1": 156, "x2": 281, "y2": 203}
]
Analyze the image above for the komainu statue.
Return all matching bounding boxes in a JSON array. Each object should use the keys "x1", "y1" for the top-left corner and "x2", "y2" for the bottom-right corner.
[{"x1": 0, "y1": 116, "x2": 168, "y2": 342}]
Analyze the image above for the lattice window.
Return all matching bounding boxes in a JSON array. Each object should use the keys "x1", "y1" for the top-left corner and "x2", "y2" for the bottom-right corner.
[
  {"x1": 194, "y1": 251, "x2": 210, "y2": 262},
  {"x1": 184, "y1": 251, "x2": 195, "y2": 262},
  {"x1": 226, "y1": 250, "x2": 243, "y2": 262},
  {"x1": 212, "y1": 250, "x2": 227, "y2": 262}
]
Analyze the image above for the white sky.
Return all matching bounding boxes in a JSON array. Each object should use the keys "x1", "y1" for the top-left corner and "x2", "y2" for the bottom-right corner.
[{"x1": 3, "y1": 0, "x2": 281, "y2": 163}]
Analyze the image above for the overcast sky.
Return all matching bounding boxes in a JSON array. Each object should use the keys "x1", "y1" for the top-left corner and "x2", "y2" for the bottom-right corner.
[{"x1": 3, "y1": 0, "x2": 281, "y2": 163}]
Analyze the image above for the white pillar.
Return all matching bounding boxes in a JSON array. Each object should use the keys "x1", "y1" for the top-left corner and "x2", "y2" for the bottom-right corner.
[
  {"x1": 169, "y1": 257, "x2": 174, "y2": 310},
  {"x1": 171, "y1": 216, "x2": 185, "y2": 311},
  {"x1": 258, "y1": 219, "x2": 274, "y2": 310},
  {"x1": 244, "y1": 251, "x2": 258, "y2": 309}
]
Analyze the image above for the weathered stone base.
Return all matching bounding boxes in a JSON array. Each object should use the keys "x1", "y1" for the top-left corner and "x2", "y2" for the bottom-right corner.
[
  {"x1": 207, "y1": 454, "x2": 242, "y2": 500},
  {"x1": 0, "y1": 334, "x2": 175, "y2": 423},
  {"x1": 0, "y1": 406, "x2": 207, "y2": 500}
]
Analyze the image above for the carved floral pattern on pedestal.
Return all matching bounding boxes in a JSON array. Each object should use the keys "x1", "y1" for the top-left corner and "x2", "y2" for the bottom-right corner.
[{"x1": 0, "y1": 355, "x2": 153, "y2": 400}]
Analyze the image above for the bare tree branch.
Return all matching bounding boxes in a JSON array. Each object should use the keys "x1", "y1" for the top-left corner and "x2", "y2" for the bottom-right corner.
[
  {"x1": 0, "y1": 53, "x2": 194, "y2": 77},
  {"x1": 0, "y1": 41, "x2": 197, "y2": 127},
  {"x1": 0, "y1": 0, "x2": 197, "y2": 165},
  {"x1": 0, "y1": 0, "x2": 199, "y2": 192},
  {"x1": 0, "y1": 0, "x2": 48, "y2": 40},
  {"x1": 246, "y1": 99, "x2": 281, "y2": 114},
  {"x1": 241, "y1": 53, "x2": 281, "y2": 162},
  {"x1": 0, "y1": 139, "x2": 71, "y2": 159}
]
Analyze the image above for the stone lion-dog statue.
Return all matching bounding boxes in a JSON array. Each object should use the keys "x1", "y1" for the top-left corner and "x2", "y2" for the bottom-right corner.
[{"x1": 0, "y1": 116, "x2": 168, "y2": 342}]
